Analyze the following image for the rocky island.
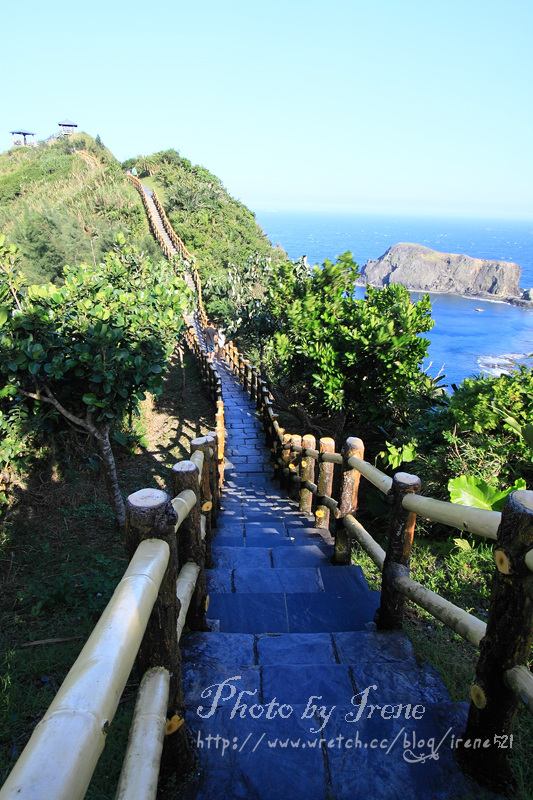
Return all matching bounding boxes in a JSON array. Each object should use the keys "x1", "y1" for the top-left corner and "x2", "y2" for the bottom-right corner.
[{"x1": 357, "y1": 243, "x2": 532, "y2": 306}]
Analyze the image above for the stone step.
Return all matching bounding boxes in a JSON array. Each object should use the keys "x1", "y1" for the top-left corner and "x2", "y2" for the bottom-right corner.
[
  {"x1": 176, "y1": 364, "x2": 498, "y2": 799},
  {"x1": 206, "y1": 588, "x2": 380, "y2": 634},
  {"x1": 182, "y1": 702, "x2": 478, "y2": 800}
]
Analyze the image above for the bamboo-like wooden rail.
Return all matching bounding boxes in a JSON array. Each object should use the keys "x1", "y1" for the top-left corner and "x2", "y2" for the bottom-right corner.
[
  {"x1": 184, "y1": 325, "x2": 225, "y2": 489},
  {"x1": 126, "y1": 174, "x2": 177, "y2": 261},
  {"x1": 0, "y1": 422, "x2": 218, "y2": 800},
  {"x1": 218, "y1": 335, "x2": 533, "y2": 793}
]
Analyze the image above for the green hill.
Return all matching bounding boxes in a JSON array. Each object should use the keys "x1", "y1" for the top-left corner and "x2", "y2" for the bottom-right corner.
[
  {"x1": 0, "y1": 133, "x2": 160, "y2": 284},
  {"x1": 0, "y1": 136, "x2": 285, "y2": 287}
]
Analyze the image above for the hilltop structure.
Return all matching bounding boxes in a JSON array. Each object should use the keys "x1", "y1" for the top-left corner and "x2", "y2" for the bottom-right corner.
[
  {"x1": 58, "y1": 119, "x2": 78, "y2": 135},
  {"x1": 9, "y1": 129, "x2": 36, "y2": 147}
]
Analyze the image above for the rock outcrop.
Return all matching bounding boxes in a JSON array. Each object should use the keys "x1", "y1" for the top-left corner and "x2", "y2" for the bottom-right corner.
[{"x1": 358, "y1": 243, "x2": 522, "y2": 298}]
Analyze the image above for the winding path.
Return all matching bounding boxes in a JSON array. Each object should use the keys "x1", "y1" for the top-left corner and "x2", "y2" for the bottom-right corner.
[{"x1": 178, "y1": 361, "x2": 486, "y2": 800}]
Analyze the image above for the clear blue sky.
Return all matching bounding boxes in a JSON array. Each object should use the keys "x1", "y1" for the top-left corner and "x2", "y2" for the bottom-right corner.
[{"x1": 1, "y1": 0, "x2": 531, "y2": 217}]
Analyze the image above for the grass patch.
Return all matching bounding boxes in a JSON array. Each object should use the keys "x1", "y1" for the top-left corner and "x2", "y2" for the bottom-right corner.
[{"x1": 0, "y1": 351, "x2": 214, "y2": 796}]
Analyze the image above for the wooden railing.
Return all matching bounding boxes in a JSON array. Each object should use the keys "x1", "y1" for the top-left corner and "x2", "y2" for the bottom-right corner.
[
  {"x1": 0, "y1": 429, "x2": 220, "y2": 800},
  {"x1": 190, "y1": 268, "x2": 208, "y2": 328},
  {"x1": 185, "y1": 325, "x2": 224, "y2": 489},
  {"x1": 125, "y1": 174, "x2": 183, "y2": 262},
  {"x1": 150, "y1": 189, "x2": 194, "y2": 263},
  {"x1": 222, "y1": 338, "x2": 533, "y2": 792}
]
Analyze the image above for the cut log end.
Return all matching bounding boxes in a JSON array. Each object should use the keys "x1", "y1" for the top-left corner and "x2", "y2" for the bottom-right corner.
[
  {"x1": 513, "y1": 489, "x2": 533, "y2": 513},
  {"x1": 394, "y1": 472, "x2": 421, "y2": 487},
  {"x1": 191, "y1": 436, "x2": 214, "y2": 447},
  {"x1": 172, "y1": 460, "x2": 198, "y2": 474},
  {"x1": 127, "y1": 488, "x2": 168, "y2": 508}
]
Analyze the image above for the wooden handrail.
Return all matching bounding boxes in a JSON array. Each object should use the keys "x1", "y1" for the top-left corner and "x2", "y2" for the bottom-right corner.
[
  {"x1": 218, "y1": 334, "x2": 533, "y2": 735},
  {"x1": 1, "y1": 395, "x2": 217, "y2": 798},
  {"x1": 180, "y1": 277, "x2": 533, "y2": 793},
  {"x1": 0, "y1": 540, "x2": 170, "y2": 800}
]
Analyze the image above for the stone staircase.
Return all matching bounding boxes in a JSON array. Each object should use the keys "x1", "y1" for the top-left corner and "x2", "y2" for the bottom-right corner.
[{"x1": 179, "y1": 362, "x2": 498, "y2": 800}]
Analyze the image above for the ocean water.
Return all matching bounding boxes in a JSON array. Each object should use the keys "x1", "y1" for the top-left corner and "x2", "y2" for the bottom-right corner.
[{"x1": 255, "y1": 211, "x2": 533, "y2": 388}]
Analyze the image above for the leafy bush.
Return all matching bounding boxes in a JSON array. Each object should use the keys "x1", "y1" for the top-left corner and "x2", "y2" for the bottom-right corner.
[{"x1": 0, "y1": 233, "x2": 191, "y2": 525}]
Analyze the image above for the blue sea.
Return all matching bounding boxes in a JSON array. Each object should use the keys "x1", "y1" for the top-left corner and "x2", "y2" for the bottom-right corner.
[{"x1": 254, "y1": 211, "x2": 533, "y2": 389}]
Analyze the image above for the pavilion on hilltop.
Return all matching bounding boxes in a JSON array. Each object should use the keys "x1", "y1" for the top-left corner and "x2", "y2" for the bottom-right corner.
[
  {"x1": 58, "y1": 119, "x2": 78, "y2": 135},
  {"x1": 10, "y1": 129, "x2": 36, "y2": 147}
]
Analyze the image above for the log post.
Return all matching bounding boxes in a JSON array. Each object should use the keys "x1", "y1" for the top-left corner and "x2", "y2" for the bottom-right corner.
[
  {"x1": 280, "y1": 433, "x2": 292, "y2": 491},
  {"x1": 257, "y1": 378, "x2": 265, "y2": 411},
  {"x1": 206, "y1": 430, "x2": 220, "y2": 523},
  {"x1": 456, "y1": 490, "x2": 533, "y2": 794},
  {"x1": 124, "y1": 488, "x2": 191, "y2": 771},
  {"x1": 273, "y1": 427, "x2": 284, "y2": 482},
  {"x1": 190, "y1": 436, "x2": 215, "y2": 566},
  {"x1": 263, "y1": 397, "x2": 274, "y2": 443},
  {"x1": 250, "y1": 368, "x2": 258, "y2": 402},
  {"x1": 300, "y1": 434, "x2": 316, "y2": 513},
  {"x1": 375, "y1": 472, "x2": 421, "y2": 630},
  {"x1": 315, "y1": 437, "x2": 335, "y2": 530},
  {"x1": 288, "y1": 434, "x2": 302, "y2": 502},
  {"x1": 335, "y1": 437, "x2": 365, "y2": 565},
  {"x1": 170, "y1": 462, "x2": 207, "y2": 632},
  {"x1": 243, "y1": 360, "x2": 251, "y2": 393},
  {"x1": 238, "y1": 354, "x2": 245, "y2": 385},
  {"x1": 215, "y1": 400, "x2": 225, "y2": 490}
]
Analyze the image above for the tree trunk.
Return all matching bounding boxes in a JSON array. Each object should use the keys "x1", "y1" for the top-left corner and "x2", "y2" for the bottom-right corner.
[{"x1": 94, "y1": 424, "x2": 126, "y2": 529}]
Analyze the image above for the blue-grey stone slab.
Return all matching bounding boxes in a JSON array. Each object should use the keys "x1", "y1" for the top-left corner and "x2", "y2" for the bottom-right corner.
[
  {"x1": 286, "y1": 591, "x2": 381, "y2": 633},
  {"x1": 262, "y1": 664, "x2": 355, "y2": 706},
  {"x1": 181, "y1": 632, "x2": 258, "y2": 708},
  {"x1": 181, "y1": 631, "x2": 255, "y2": 667},
  {"x1": 244, "y1": 522, "x2": 286, "y2": 535},
  {"x1": 208, "y1": 592, "x2": 289, "y2": 633},
  {"x1": 211, "y1": 546, "x2": 272, "y2": 569},
  {"x1": 188, "y1": 706, "x2": 327, "y2": 800},
  {"x1": 231, "y1": 456, "x2": 268, "y2": 465},
  {"x1": 233, "y1": 567, "x2": 323, "y2": 594},
  {"x1": 183, "y1": 665, "x2": 260, "y2": 710},
  {"x1": 333, "y1": 631, "x2": 416, "y2": 665},
  {"x1": 324, "y1": 702, "x2": 483, "y2": 800},
  {"x1": 286, "y1": 519, "x2": 315, "y2": 529},
  {"x1": 272, "y1": 545, "x2": 334, "y2": 569},
  {"x1": 319, "y1": 565, "x2": 372, "y2": 595},
  {"x1": 257, "y1": 633, "x2": 337, "y2": 666},
  {"x1": 227, "y1": 446, "x2": 266, "y2": 456},
  {"x1": 350, "y1": 661, "x2": 451, "y2": 705},
  {"x1": 242, "y1": 513, "x2": 286, "y2": 524},
  {"x1": 244, "y1": 536, "x2": 293, "y2": 548},
  {"x1": 213, "y1": 537, "x2": 246, "y2": 550},
  {"x1": 232, "y1": 479, "x2": 276, "y2": 491},
  {"x1": 206, "y1": 569, "x2": 234, "y2": 593},
  {"x1": 215, "y1": 519, "x2": 245, "y2": 534},
  {"x1": 288, "y1": 527, "x2": 328, "y2": 540}
]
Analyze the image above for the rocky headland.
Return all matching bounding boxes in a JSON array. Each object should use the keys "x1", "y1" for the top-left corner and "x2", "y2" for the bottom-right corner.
[{"x1": 357, "y1": 243, "x2": 533, "y2": 307}]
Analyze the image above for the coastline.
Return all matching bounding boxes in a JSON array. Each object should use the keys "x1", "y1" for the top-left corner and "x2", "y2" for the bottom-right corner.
[{"x1": 353, "y1": 280, "x2": 533, "y2": 310}]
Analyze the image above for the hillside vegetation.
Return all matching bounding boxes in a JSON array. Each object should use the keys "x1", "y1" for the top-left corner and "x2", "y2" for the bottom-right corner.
[
  {"x1": 0, "y1": 138, "x2": 284, "y2": 288},
  {"x1": 125, "y1": 149, "x2": 287, "y2": 282},
  {"x1": 2, "y1": 134, "x2": 533, "y2": 797},
  {"x1": 0, "y1": 135, "x2": 157, "y2": 284}
]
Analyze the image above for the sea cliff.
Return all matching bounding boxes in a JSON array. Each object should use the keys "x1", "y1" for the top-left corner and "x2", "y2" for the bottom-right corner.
[{"x1": 357, "y1": 242, "x2": 527, "y2": 303}]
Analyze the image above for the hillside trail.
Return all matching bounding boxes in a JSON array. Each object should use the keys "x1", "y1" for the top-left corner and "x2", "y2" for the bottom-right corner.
[
  {"x1": 177, "y1": 357, "x2": 494, "y2": 800},
  {"x1": 131, "y1": 178, "x2": 500, "y2": 799}
]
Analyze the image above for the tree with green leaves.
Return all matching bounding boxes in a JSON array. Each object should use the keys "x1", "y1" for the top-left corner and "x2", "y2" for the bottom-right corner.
[
  {"x1": 226, "y1": 251, "x2": 438, "y2": 433},
  {"x1": 0, "y1": 233, "x2": 191, "y2": 527}
]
